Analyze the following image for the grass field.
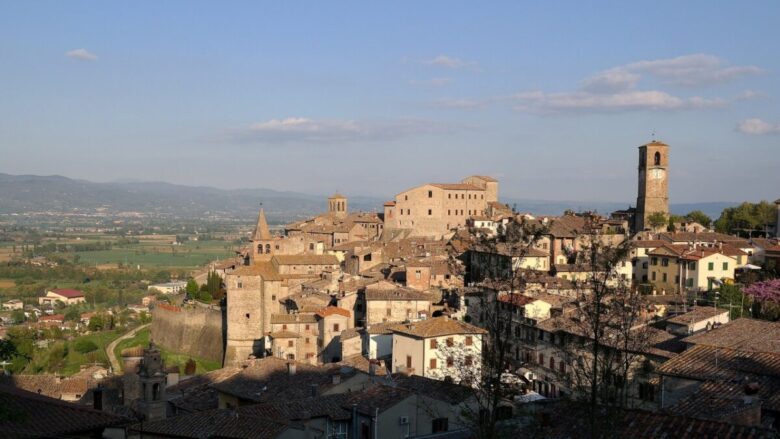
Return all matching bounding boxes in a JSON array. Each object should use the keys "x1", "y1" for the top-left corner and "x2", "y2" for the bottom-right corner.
[
  {"x1": 0, "y1": 279, "x2": 15, "y2": 288},
  {"x1": 76, "y1": 239, "x2": 236, "y2": 269},
  {"x1": 23, "y1": 329, "x2": 124, "y2": 376},
  {"x1": 113, "y1": 327, "x2": 220, "y2": 374}
]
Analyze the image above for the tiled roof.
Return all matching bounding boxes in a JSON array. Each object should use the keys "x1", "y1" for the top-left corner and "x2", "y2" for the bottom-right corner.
[
  {"x1": 272, "y1": 254, "x2": 340, "y2": 265},
  {"x1": 657, "y1": 344, "x2": 780, "y2": 381},
  {"x1": 167, "y1": 366, "x2": 243, "y2": 413},
  {"x1": 339, "y1": 327, "x2": 360, "y2": 340},
  {"x1": 0, "y1": 386, "x2": 127, "y2": 438},
  {"x1": 50, "y1": 288, "x2": 85, "y2": 298},
  {"x1": 682, "y1": 318, "x2": 780, "y2": 352},
  {"x1": 391, "y1": 316, "x2": 487, "y2": 338},
  {"x1": 535, "y1": 402, "x2": 775, "y2": 438},
  {"x1": 269, "y1": 330, "x2": 301, "y2": 339},
  {"x1": 132, "y1": 407, "x2": 293, "y2": 439},
  {"x1": 430, "y1": 183, "x2": 484, "y2": 191},
  {"x1": 315, "y1": 306, "x2": 351, "y2": 318},
  {"x1": 39, "y1": 314, "x2": 65, "y2": 321},
  {"x1": 668, "y1": 380, "x2": 779, "y2": 421},
  {"x1": 270, "y1": 313, "x2": 319, "y2": 324},
  {"x1": 468, "y1": 175, "x2": 498, "y2": 182},
  {"x1": 0, "y1": 375, "x2": 62, "y2": 399},
  {"x1": 666, "y1": 307, "x2": 728, "y2": 325},
  {"x1": 211, "y1": 357, "x2": 349, "y2": 403},
  {"x1": 231, "y1": 261, "x2": 283, "y2": 280},
  {"x1": 392, "y1": 374, "x2": 474, "y2": 404}
]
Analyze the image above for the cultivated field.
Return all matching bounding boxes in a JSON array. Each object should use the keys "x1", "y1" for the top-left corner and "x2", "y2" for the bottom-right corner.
[{"x1": 76, "y1": 238, "x2": 237, "y2": 269}]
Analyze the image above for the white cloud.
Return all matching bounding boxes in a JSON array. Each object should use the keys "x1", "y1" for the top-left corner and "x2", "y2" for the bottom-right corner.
[
  {"x1": 508, "y1": 54, "x2": 759, "y2": 113},
  {"x1": 65, "y1": 48, "x2": 98, "y2": 61},
  {"x1": 424, "y1": 55, "x2": 478, "y2": 70},
  {"x1": 237, "y1": 117, "x2": 454, "y2": 144},
  {"x1": 408, "y1": 78, "x2": 451, "y2": 87},
  {"x1": 433, "y1": 98, "x2": 488, "y2": 109},
  {"x1": 737, "y1": 118, "x2": 780, "y2": 135},
  {"x1": 623, "y1": 54, "x2": 762, "y2": 86},
  {"x1": 512, "y1": 90, "x2": 724, "y2": 113}
]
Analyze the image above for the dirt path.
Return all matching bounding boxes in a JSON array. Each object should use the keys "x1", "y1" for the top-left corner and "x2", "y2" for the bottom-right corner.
[{"x1": 106, "y1": 323, "x2": 150, "y2": 373}]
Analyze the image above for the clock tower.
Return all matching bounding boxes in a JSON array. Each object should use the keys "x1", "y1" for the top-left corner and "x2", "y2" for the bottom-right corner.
[{"x1": 635, "y1": 140, "x2": 669, "y2": 232}]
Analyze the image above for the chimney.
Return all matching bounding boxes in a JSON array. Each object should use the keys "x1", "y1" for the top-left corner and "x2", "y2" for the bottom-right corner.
[{"x1": 287, "y1": 362, "x2": 296, "y2": 376}]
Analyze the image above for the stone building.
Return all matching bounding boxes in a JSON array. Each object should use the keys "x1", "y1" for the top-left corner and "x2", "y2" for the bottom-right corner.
[
  {"x1": 635, "y1": 140, "x2": 670, "y2": 232},
  {"x1": 361, "y1": 280, "x2": 435, "y2": 326},
  {"x1": 383, "y1": 175, "x2": 499, "y2": 238}
]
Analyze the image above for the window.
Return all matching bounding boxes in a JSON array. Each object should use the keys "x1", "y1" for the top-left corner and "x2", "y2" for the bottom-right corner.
[
  {"x1": 265, "y1": 244, "x2": 271, "y2": 253},
  {"x1": 428, "y1": 190, "x2": 433, "y2": 198},
  {"x1": 538, "y1": 353, "x2": 544, "y2": 364},
  {"x1": 245, "y1": 313, "x2": 250, "y2": 318},
  {"x1": 687, "y1": 278, "x2": 694, "y2": 287},
  {"x1": 447, "y1": 357, "x2": 454, "y2": 367},
  {"x1": 446, "y1": 337, "x2": 454, "y2": 347},
  {"x1": 237, "y1": 282, "x2": 243, "y2": 289},
  {"x1": 386, "y1": 308, "x2": 392, "y2": 316},
  {"x1": 662, "y1": 273, "x2": 667, "y2": 282},
  {"x1": 305, "y1": 324, "x2": 310, "y2": 330},
  {"x1": 549, "y1": 357, "x2": 555, "y2": 369},
  {"x1": 406, "y1": 355, "x2": 412, "y2": 368},
  {"x1": 430, "y1": 358, "x2": 437, "y2": 369},
  {"x1": 708, "y1": 262, "x2": 714, "y2": 271},
  {"x1": 723, "y1": 262, "x2": 728, "y2": 270},
  {"x1": 428, "y1": 209, "x2": 432, "y2": 216},
  {"x1": 309, "y1": 243, "x2": 314, "y2": 250},
  {"x1": 306, "y1": 337, "x2": 310, "y2": 344},
  {"x1": 654, "y1": 151, "x2": 661, "y2": 166},
  {"x1": 689, "y1": 262, "x2": 696, "y2": 270},
  {"x1": 430, "y1": 339, "x2": 438, "y2": 349},
  {"x1": 651, "y1": 257, "x2": 658, "y2": 266},
  {"x1": 415, "y1": 270, "x2": 421, "y2": 280},
  {"x1": 639, "y1": 382, "x2": 657, "y2": 402},
  {"x1": 559, "y1": 362, "x2": 565, "y2": 374},
  {"x1": 465, "y1": 336, "x2": 473, "y2": 346},
  {"x1": 661, "y1": 258, "x2": 669, "y2": 267},
  {"x1": 287, "y1": 340, "x2": 294, "y2": 347},
  {"x1": 432, "y1": 418, "x2": 449, "y2": 433},
  {"x1": 405, "y1": 195, "x2": 408, "y2": 201},
  {"x1": 282, "y1": 324, "x2": 287, "y2": 330},
  {"x1": 333, "y1": 324, "x2": 340, "y2": 332},
  {"x1": 465, "y1": 355, "x2": 473, "y2": 366},
  {"x1": 448, "y1": 194, "x2": 451, "y2": 199},
  {"x1": 448, "y1": 210, "x2": 451, "y2": 215},
  {"x1": 287, "y1": 353, "x2": 295, "y2": 360}
]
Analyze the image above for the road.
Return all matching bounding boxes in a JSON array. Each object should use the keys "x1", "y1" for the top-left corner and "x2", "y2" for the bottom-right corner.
[{"x1": 106, "y1": 323, "x2": 151, "y2": 374}]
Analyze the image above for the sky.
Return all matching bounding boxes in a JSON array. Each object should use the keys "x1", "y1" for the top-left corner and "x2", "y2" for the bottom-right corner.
[{"x1": 1, "y1": 1, "x2": 779, "y2": 203}]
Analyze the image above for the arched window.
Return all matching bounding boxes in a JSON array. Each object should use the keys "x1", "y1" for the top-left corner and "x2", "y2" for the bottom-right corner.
[
  {"x1": 152, "y1": 383, "x2": 160, "y2": 401},
  {"x1": 654, "y1": 152, "x2": 661, "y2": 166},
  {"x1": 265, "y1": 244, "x2": 271, "y2": 253},
  {"x1": 257, "y1": 244, "x2": 263, "y2": 254}
]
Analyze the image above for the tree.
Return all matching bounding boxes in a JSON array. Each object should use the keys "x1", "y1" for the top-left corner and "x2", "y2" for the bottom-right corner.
[
  {"x1": 446, "y1": 217, "x2": 549, "y2": 439},
  {"x1": 185, "y1": 278, "x2": 199, "y2": 297},
  {"x1": 10, "y1": 309, "x2": 25, "y2": 324},
  {"x1": 646, "y1": 212, "x2": 668, "y2": 230},
  {"x1": 714, "y1": 201, "x2": 777, "y2": 236},
  {"x1": 87, "y1": 314, "x2": 105, "y2": 331},
  {"x1": 685, "y1": 210, "x2": 712, "y2": 228},
  {"x1": 64, "y1": 307, "x2": 81, "y2": 322}
]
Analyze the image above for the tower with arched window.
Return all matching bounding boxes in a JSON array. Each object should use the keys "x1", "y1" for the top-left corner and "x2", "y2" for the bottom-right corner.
[
  {"x1": 137, "y1": 342, "x2": 167, "y2": 421},
  {"x1": 635, "y1": 140, "x2": 670, "y2": 232},
  {"x1": 328, "y1": 193, "x2": 348, "y2": 218}
]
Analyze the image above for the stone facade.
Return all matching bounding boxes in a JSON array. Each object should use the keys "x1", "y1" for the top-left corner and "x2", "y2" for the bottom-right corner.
[
  {"x1": 384, "y1": 175, "x2": 498, "y2": 238},
  {"x1": 636, "y1": 141, "x2": 670, "y2": 232}
]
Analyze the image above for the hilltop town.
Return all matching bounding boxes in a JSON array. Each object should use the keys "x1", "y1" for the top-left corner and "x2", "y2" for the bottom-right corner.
[{"x1": 3, "y1": 140, "x2": 778, "y2": 438}]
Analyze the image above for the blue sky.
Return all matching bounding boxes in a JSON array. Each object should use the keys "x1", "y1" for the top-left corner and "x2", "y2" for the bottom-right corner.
[{"x1": 1, "y1": 1, "x2": 778, "y2": 203}]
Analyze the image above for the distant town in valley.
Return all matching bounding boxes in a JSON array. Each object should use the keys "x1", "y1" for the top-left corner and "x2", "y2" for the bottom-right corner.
[{"x1": 1, "y1": 139, "x2": 779, "y2": 438}]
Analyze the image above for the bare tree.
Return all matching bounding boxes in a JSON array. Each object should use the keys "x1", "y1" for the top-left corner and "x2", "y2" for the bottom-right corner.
[{"x1": 443, "y1": 218, "x2": 548, "y2": 439}]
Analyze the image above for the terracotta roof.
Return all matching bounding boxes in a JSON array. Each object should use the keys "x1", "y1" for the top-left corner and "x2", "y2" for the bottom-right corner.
[
  {"x1": 167, "y1": 366, "x2": 243, "y2": 413},
  {"x1": 39, "y1": 314, "x2": 65, "y2": 322},
  {"x1": 430, "y1": 183, "x2": 484, "y2": 191},
  {"x1": 682, "y1": 318, "x2": 780, "y2": 352},
  {"x1": 0, "y1": 374, "x2": 62, "y2": 399},
  {"x1": 272, "y1": 254, "x2": 339, "y2": 266},
  {"x1": 467, "y1": 175, "x2": 498, "y2": 182},
  {"x1": 364, "y1": 287, "x2": 433, "y2": 302},
  {"x1": 657, "y1": 344, "x2": 780, "y2": 381},
  {"x1": 132, "y1": 407, "x2": 292, "y2": 438},
  {"x1": 392, "y1": 374, "x2": 474, "y2": 404},
  {"x1": 0, "y1": 386, "x2": 127, "y2": 438},
  {"x1": 231, "y1": 261, "x2": 283, "y2": 281},
  {"x1": 251, "y1": 209, "x2": 272, "y2": 241},
  {"x1": 211, "y1": 357, "x2": 351, "y2": 403},
  {"x1": 391, "y1": 316, "x2": 487, "y2": 338},
  {"x1": 270, "y1": 313, "x2": 318, "y2": 324},
  {"x1": 49, "y1": 288, "x2": 84, "y2": 298},
  {"x1": 666, "y1": 307, "x2": 728, "y2": 325},
  {"x1": 315, "y1": 306, "x2": 351, "y2": 318},
  {"x1": 269, "y1": 330, "x2": 301, "y2": 339},
  {"x1": 384, "y1": 201, "x2": 396, "y2": 206}
]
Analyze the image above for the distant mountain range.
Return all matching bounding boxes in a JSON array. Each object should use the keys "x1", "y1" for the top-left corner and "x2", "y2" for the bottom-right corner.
[{"x1": 0, "y1": 173, "x2": 738, "y2": 223}]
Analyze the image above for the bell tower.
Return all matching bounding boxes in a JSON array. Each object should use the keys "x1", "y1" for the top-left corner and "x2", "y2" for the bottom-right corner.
[
  {"x1": 635, "y1": 140, "x2": 670, "y2": 232},
  {"x1": 137, "y1": 342, "x2": 167, "y2": 421},
  {"x1": 328, "y1": 193, "x2": 348, "y2": 219}
]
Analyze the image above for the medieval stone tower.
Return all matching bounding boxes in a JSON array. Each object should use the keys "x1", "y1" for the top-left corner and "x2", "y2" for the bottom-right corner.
[
  {"x1": 328, "y1": 193, "x2": 348, "y2": 218},
  {"x1": 136, "y1": 343, "x2": 167, "y2": 421},
  {"x1": 635, "y1": 140, "x2": 670, "y2": 232},
  {"x1": 250, "y1": 208, "x2": 273, "y2": 263}
]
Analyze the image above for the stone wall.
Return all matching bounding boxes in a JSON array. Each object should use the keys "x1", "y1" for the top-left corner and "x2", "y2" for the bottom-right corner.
[{"x1": 151, "y1": 303, "x2": 225, "y2": 364}]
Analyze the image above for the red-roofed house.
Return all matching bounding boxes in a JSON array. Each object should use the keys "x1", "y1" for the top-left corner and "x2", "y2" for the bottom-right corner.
[
  {"x1": 39, "y1": 314, "x2": 65, "y2": 328},
  {"x1": 39, "y1": 288, "x2": 86, "y2": 306}
]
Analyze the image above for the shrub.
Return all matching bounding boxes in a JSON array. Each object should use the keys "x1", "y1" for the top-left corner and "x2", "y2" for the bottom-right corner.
[{"x1": 74, "y1": 339, "x2": 99, "y2": 354}]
